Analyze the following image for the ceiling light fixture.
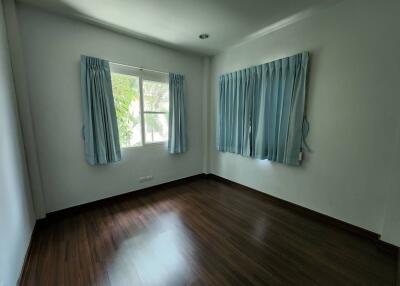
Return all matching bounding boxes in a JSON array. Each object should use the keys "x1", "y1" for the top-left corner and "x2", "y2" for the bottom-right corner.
[{"x1": 199, "y1": 33, "x2": 210, "y2": 40}]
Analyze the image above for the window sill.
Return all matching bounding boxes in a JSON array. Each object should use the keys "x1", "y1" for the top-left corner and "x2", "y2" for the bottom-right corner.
[
  {"x1": 143, "y1": 141, "x2": 167, "y2": 147},
  {"x1": 122, "y1": 141, "x2": 167, "y2": 150}
]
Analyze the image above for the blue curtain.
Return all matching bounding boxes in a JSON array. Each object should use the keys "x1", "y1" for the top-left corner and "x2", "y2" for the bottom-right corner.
[
  {"x1": 80, "y1": 55, "x2": 121, "y2": 165},
  {"x1": 168, "y1": 73, "x2": 187, "y2": 154},
  {"x1": 218, "y1": 52, "x2": 309, "y2": 166}
]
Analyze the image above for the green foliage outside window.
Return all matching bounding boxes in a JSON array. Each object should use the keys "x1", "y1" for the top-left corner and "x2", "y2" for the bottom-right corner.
[
  {"x1": 143, "y1": 80, "x2": 169, "y2": 141},
  {"x1": 112, "y1": 73, "x2": 139, "y2": 146},
  {"x1": 111, "y1": 73, "x2": 169, "y2": 146}
]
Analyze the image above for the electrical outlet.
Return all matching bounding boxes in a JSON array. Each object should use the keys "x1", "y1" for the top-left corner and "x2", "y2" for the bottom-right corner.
[{"x1": 139, "y1": 175, "x2": 153, "y2": 182}]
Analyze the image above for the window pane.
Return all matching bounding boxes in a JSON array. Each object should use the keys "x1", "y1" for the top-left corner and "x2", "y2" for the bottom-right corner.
[
  {"x1": 143, "y1": 80, "x2": 169, "y2": 112},
  {"x1": 111, "y1": 73, "x2": 142, "y2": 147},
  {"x1": 144, "y1": 113, "x2": 168, "y2": 143}
]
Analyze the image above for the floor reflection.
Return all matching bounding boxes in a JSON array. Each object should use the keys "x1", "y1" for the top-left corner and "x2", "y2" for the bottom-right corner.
[{"x1": 108, "y1": 212, "x2": 192, "y2": 286}]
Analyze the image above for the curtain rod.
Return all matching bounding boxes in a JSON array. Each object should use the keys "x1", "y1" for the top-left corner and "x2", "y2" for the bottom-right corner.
[{"x1": 110, "y1": 61, "x2": 169, "y2": 75}]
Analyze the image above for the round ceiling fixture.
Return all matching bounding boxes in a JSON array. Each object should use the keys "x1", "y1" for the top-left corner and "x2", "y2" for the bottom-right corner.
[{"x1": 199, "y1": 33, "x2": 210, "y2": 40}]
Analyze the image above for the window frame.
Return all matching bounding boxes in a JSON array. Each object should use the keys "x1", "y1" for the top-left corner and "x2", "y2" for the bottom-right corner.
[{"x1": 110, "y1": 63, "x2": 169, "y2": 148}]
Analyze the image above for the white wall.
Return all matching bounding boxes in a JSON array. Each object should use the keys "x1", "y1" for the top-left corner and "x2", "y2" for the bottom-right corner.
[
  {"x1": 0, "y1": 1, "x2": 36, "y2": 285},
  {"x1": 3, "y1": 0, "x2": 46, "y2": 218},
  {"x1": 209, "y1": 0, "x2": 400, "y2": 243},
  {"x1": 17, "y1": 4, "x2": 205, "y2": 213},
  {"x1": 381, "y1": 119, "x2": 400, "y2": 245}
]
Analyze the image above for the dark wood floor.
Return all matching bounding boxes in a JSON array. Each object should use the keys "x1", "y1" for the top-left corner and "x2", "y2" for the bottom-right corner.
[{"x1": 20, "y1": 176, "x2": 398, "y2": 286}]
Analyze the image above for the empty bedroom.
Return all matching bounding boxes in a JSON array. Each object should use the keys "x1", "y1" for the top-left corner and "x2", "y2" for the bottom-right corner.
[{"x1": 0, "y1": 0, "x2": 399, "y2": 285}]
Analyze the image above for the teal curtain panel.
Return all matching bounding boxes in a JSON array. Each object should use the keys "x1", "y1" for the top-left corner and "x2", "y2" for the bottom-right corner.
[
  {"x1": 80, "y1": 55, "x2": 121, "y2": 165},
  {"x1": 168, "y1": 73, "x2": 187, "y2": 154},
  {"x1": 218, "y1": 52, "x2": 309, "y2": 166}
]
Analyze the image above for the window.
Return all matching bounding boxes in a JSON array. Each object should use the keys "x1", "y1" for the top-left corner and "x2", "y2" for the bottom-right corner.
[
  {"x1": 143, "y1": 80, "x2": 169, "y2": 143},
  {"x1": 110, "y1": 64, "x2": 169, "y2": 148}
]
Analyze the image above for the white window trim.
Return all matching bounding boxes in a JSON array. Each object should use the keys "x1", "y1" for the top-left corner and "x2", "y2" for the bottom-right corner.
[{"x1": 110, "y1": 63, "x2": 169, "y2": 148}]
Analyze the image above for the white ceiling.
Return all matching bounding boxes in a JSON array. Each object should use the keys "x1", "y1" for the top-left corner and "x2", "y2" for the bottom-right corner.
[{"x1": 17, "y1": 0, "x2": 340, "y2": 55}]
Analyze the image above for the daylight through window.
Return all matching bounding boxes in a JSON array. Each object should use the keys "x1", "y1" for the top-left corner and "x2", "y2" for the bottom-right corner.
[{"x1": 110, "y1": 64, "x2": 169, "y2": 148}]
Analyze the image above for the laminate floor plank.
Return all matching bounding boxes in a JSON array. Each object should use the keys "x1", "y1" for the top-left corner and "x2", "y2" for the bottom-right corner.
[{"x1": 20, "y1": 177, "x2": 397, "y2": 286}]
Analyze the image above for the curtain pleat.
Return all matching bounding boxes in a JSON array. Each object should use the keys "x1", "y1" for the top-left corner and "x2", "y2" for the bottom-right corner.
[
  {"x1": 80, "y1": 55, "x2": 121, "y2": 165},
  {"x1": 168, "y1": 73, "x2": 187, "y2": 154},
  {"x1": 218, "y1": 52, "x2": 309, "y2": 166}
]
